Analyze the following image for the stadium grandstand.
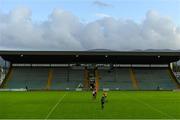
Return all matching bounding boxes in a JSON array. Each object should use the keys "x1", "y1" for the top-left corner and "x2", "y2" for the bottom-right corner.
[{"x1": 0, "y1": 50, "x2": 180, "y2": 91}]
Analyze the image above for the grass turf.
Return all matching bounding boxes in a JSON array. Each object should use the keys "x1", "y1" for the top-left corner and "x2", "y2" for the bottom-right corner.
[{"x1": 0, "y1": 91, "x2": 180, "y2": 119}]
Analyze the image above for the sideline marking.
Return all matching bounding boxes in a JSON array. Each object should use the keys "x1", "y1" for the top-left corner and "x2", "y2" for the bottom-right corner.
[
  {"x1": 122, "y1": 92, "x2": 174, "y2": 119},
  {"x1": 45, "y1": 93, "x2": 67, "y2": 119}
]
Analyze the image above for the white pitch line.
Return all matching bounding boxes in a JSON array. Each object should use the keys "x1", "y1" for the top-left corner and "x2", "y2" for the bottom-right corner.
[
  {"x1": 45, "y1": 93, "x2": 67, "y2": 120},
  {"x1": 134, "y1": 98, "x2": 174, "y2": 119},
  {"x1": 122, "y1": 93, "x2": 174, "y2": 119}
]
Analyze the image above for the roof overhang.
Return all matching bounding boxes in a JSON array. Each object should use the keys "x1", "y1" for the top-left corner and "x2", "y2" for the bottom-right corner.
[{"x1": 0, "y1": 51, "x2": 180, "y2": 64}]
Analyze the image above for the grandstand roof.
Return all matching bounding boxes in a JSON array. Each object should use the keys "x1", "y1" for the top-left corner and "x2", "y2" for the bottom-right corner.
[{"x1": 0, "y1": 51, "x2": 179, "y2": 64}]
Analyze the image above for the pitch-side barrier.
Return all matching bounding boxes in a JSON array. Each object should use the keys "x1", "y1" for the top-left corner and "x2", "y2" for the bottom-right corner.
[{"x1": 0, "y1": 88, "x2": 27, "y2": 91}]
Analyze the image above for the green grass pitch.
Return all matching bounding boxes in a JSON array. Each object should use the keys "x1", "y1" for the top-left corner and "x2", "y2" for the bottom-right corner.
[{"x1": 0, "y1": 91, "x2": 180, "y2": 119}]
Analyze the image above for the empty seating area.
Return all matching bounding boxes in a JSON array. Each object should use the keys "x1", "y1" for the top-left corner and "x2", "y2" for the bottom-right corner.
[
  {"x1": 99, "y1": 68, "x2": 133, "y2": 90},
  {"x1": 1, "y1": 66, "x2": 179, "y2": 90},
  {"x1": 51, "y1": 68, "x2": 83, "y2": 90},
  {"x1": 51, "y1": 68, "x2": 68, "y2": 89},
  {"x1": 135, "y1": 68, "x2": 176, "y2": 90},
  {"x1": 7, "y1": 67, "x2": 48, "y2": 89}
]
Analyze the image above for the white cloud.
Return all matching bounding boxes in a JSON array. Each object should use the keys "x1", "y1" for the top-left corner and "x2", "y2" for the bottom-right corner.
[
  {"x1": 93, "y1": 0, "x2": 113, "y2": 7},
  {"x1": 0, "y1": 8, "x2": 180, "y2": 51},
  {"x1": 95, "y1": 13, "x2": 110, "y2": 18}
]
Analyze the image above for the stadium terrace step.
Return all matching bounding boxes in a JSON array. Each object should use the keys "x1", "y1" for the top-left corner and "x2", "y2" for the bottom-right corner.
[
  {"x1": 95, "y1": 68, "x2": 99, "y2": 91},
  {"x1": 46, "y1": 68, "x2": 53, "y2": 90},
  {"x1": 83, "y1": 68, "x2": 89, "y2": 89},
  {"x1": 167, "y1": 68, "x2": 180, "y2": 89},
  {"x1": 0, "y1": 66, "x2": 13, "y2": 88},
  {"x1": 129, "y1": 68, "x2": 139, "y2": 90}
]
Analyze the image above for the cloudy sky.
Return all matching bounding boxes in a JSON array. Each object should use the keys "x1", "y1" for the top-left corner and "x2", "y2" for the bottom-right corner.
[{"x1": 0, "y1": 0, "x2": 180, "y2": 51}]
